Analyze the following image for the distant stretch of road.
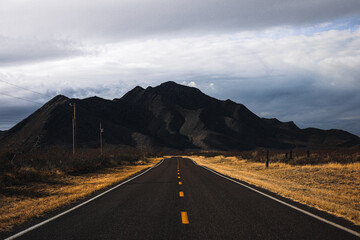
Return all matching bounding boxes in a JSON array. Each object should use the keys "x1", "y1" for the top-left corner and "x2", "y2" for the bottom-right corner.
[{"x1": 4, "y1": 157, "x2": 360, "y2": 239}]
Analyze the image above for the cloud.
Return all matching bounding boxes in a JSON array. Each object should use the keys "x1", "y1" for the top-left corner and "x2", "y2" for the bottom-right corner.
[
  {"x1": 340, "y1": 116, "x2": 360, "y2": 121},
  {"x1": 0, "y1": 105, "x2": 39, "y2": 129},
  {"x1": 188, "y1": 81, "x2": 197, "y2": 88},
  {"x1": 0, "y1": 0, "x2": 359, "y2": 43},
  {"x1": 1, "y1": 27, "x2": 359, "y2": 102},
  {"x1": 0, "y1": 36, "x2": 90, "y2": 66},
  {"x1": 0, "y1": 1, "x2": 359, "y2": 69},
  {"x1": 214, "y1": 75, "x2": 360, "y2": 136},
  {"x1": 0, "y1": 1, "x2": 359, "y2": 136}
]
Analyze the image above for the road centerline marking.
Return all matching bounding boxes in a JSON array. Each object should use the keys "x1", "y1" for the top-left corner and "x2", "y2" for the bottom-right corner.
[
  {"x1": 179, "y1": 191, "x2": 184, "y2": 197},
  {"x1": 178, "y1": 181, "x2": 182, "y2": 185},
  {"x1": 181, "y1": 211, "x2": 189, "y2": 224}
]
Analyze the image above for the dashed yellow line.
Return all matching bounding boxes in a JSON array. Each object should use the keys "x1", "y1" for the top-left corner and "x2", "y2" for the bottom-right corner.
[
  {"x1": 181, "y1": 211, "x2": 189, "y2": 224},
  {"x1": 177, "y1": 161, "x2": 188, "y2": 225}
]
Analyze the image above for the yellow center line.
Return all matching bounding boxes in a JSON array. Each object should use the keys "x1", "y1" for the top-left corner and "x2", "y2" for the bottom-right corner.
[
  {"x1": 181, "y1": 211, "x2": 189, "y2": 224},
  {"x1": 178, "y1": 176, "x2": 181, "y2": 179},
  {"x1": 177, "y1": 172, "x2": 180, "y2": 175},
  {"x1": 178, "y1": 181, "x2": 182, "y2": 185},
  {"x1": 179, "y1": 191, "x2": 184, "y2": 197}
]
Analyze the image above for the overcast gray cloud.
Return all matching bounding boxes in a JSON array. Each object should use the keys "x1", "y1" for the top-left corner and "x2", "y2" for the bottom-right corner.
[
  {"x1": 1, "y1": 0, "x2": 359, "y2": 41},
  {"x1": 0, "y1": 36, "x2": 86, "y2": 66},
  {"x1": 1, "y1": 0, "x2": 359, "y2": 64},
  {"x1": 211, "y1": 76, "x2": 360, "y2": 134},
  {"x1": 0, "y1": 0, "x2": 359, "y2": 136},
  {"x1": 0, "y1": 105, "x2": 39, "y2": 130}
]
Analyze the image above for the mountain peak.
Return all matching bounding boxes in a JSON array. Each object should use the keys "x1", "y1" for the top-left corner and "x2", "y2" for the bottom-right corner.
[
  {"x1": 153, "y1": 81, "x2": 205, "y2": 96},
  {"x1": 156, "y1": 81, "x2": 181, "y2": 89},
  {"x1": 51, "y1": 94, "x2": 69, "y2": 101},
  {"x1": 43, "y1": 95, "x2": 69, "y2": 107},
  {"x1": 159, "y1": 81, "x2": 177, "y2": 86},
  {"x1": 133, "y1": 86, "x2": 145, "y2": 91},
  {"x1": 117, "y1": 85, "x2": 146, "y2": 103},
  {"x1": 1, "y1": 81, "x2": 359, "y2": 152},
  {"x1": 148, "y1": 81, "x2": 217, "y2": 109}
]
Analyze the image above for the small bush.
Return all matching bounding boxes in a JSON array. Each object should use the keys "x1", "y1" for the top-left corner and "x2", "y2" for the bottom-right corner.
[
  {"x1": 0, "y1": 151, "x2": 16, "y2": 171},
  {"x1": 0, "y1": 147, "x2": 145, "y2": 186},
  {"x1": 194, "y1": 149, "x2": 360, "y2": 166}
]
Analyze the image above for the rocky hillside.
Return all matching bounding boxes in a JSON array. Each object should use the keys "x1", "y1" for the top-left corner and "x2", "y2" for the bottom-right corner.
[{"x1": 0, "y1": 81, "x2": 359, "y2": 152}]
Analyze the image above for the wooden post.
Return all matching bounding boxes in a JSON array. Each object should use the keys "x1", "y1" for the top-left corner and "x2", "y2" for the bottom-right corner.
[
  {"x1": 265, "y1": 151, "x2": 269, "y2": 168},
  {"x1": 73, "y1": 103, "x2": 77, "y2": 152},
  {"x1": 72, "y1": 118, "x2": 75, "y2": 155},
  {"x1": 99, "y1": 122, "x2": 103, "y2": 154}
]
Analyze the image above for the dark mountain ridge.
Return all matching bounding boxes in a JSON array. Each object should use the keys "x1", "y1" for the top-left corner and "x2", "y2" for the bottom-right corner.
[{"x1": 0, "y1": 81, "x2": 359, "y2": 152}]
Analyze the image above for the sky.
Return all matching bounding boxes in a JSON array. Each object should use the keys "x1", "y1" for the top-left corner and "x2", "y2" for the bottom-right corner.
[{"x1": 0, "y1": 0, "x2": 359, "y2": 136}]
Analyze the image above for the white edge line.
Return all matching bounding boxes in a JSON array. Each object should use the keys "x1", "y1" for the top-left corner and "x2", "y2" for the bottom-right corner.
[
  {"x1": 5, "y1": 159, "x2": 165, "y2": 240},
  {"x1": 191, "y1": 159, "x2": 360, "y2": 238}
]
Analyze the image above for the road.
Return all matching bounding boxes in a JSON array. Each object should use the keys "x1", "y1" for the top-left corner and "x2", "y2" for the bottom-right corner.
[{"x1": 4, "y1": 157, "x2": 360, "y2": 239}]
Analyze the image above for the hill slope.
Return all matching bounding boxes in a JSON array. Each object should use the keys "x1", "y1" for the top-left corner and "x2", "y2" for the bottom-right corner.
[{"x1": 0, "y1": 81, "x2": 359, "y2": 151}]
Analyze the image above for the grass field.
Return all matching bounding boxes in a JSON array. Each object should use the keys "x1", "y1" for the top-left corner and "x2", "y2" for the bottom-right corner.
[
  {"x1": 0, "y1": 157, "x2": 162, "y2": 232},
  {"x1": 2, "y1": 150, "x2": 359, "y2": 231},
  {"x1": 187, "y1": 155, "x2": 360, "y2": 226}
]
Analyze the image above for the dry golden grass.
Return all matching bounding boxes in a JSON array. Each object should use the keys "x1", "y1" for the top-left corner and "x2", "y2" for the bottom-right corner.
[
  {"x1": 186, "y1": 155, "x2": 360, "y2": 226},
  {"x1": 0, "y1": 158, "x2": 162, "y2": 232}
]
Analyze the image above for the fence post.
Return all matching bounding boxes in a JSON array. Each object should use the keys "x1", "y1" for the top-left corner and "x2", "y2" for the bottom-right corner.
[{"x1": 265, "y1": 151, "x2": 269, "y2": 168}]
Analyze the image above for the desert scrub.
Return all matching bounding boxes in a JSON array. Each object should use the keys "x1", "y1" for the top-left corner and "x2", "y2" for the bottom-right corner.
[
  {"x1": 188, "y1": 155, "x2": 360, "y2": 226},
  {"x1": 0, "y1": 157, "x2": 162, "y2": 232}
]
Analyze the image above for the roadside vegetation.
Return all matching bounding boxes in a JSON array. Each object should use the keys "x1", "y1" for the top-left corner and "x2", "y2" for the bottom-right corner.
[
  {"x1": 1, "y1": 147, "x2": 359, "y2": 232},
  {"x1": 0, "y1": 148, "x2": 162, "y2": 232},
  {"x1": 187, "y1": 150, "x2": 360, "y2": 226}
]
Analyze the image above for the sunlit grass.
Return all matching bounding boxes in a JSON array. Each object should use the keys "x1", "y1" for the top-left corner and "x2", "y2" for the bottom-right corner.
[
  {"x1": 0, "y1": 157, "x2": 162, "y2": 232},
  {"x1": 187, "y1": 155, "x2": 360, "y2": 226}
]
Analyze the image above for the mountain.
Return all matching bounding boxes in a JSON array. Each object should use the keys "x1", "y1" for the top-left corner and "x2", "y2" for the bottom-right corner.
[{"x1": 0, "y1": 81, "x2": 359, "y2": 152}]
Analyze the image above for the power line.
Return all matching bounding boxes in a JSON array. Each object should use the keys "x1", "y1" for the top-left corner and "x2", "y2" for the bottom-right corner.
[
  {"x1": 0, "y1": 92, "x2": 44, "y2": 105},
  {"x1": 0, "y1": 80, "x2": 105, "y2": 147},
  {"x1": 0, "y1": 78, "x2": 53, "y2": 98}
]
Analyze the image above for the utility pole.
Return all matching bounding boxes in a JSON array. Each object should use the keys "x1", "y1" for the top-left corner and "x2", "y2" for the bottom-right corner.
[
  {"x1": 72, "y1": 117, "x2": 75, "y2": 155},
  {"x1": 70, "y1": 103, "x2": 77, "y2": 155},
  {"x1": 99, "y1": 122, "x2": 104, "y2": 154},
  {"x1": 74, "y1": 103, "x2": 77, "y2": 151}
]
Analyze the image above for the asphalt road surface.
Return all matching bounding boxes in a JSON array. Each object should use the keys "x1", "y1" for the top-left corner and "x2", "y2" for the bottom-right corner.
[{"x1": 5, "y1": 157, "x2": 360, "y2": 240}]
